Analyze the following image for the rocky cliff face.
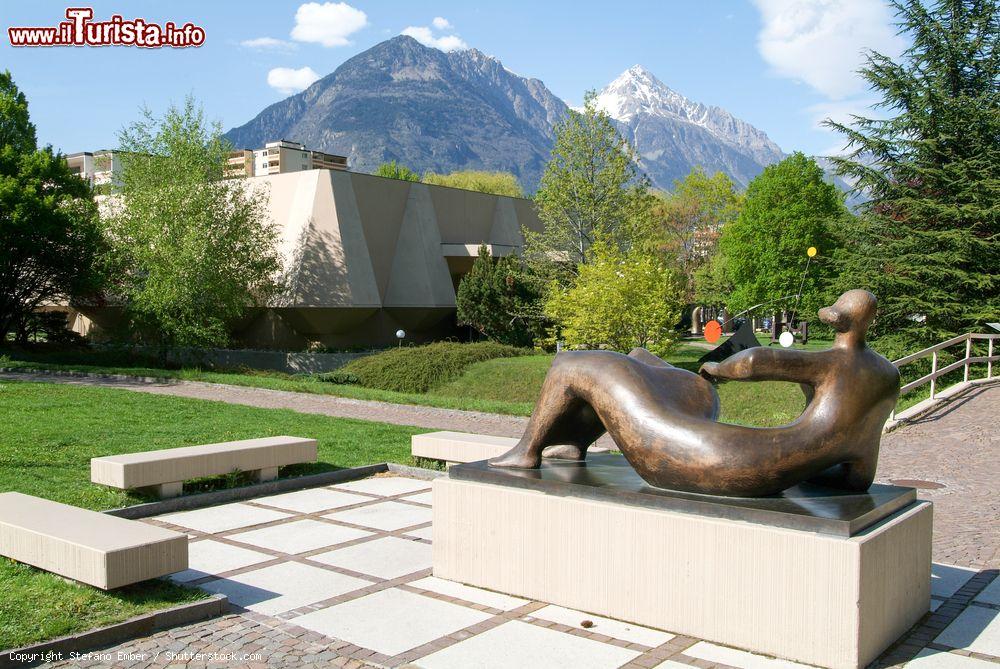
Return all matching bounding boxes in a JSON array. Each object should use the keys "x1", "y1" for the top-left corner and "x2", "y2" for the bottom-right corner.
[{"x1": 224, "y1": 35, "x2": 568, "y2": 189}]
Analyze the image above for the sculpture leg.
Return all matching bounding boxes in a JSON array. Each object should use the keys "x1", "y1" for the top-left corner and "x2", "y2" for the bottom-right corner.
[
  {"x1": 541, "y1": 349, "x2": 666, "y2": 460},
  {"x1": 490, "y1": 354, "x2": 606, "y2": 469}
]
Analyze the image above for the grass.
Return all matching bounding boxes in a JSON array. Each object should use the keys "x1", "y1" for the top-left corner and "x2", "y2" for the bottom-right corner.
[
  {"x1": 1, "y1": 341, "x2": 827, "y2": 426},
  {"x1": 0, "y1": 559, "x2": 205, "y2": 651},
  {"x1": 3, "y1": 332, "x2": 948, "y2": 428},
  {"x1": 433, "y1": 349, "x2": 809, "y2": 427},
  {"x1": 0, "y1": 380, "x2": 427, "y2": 650},
  {"x1": 0, "y1": 381, "x2": 426, "y2": 510},
  {"x1": 0, "y1": 354, "x2": 526, "y2": 415}
]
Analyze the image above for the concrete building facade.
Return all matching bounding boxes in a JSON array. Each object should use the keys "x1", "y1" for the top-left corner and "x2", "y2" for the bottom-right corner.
[{"x1": 77, "y1": 169, "x2": 542, "y2": 349}]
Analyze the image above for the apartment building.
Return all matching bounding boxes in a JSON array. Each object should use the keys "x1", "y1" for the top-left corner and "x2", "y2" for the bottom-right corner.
[
  {"x1": 65, "y1": 150, "x2": 120, "y2": 189},
  {"x1": 227, "y1": 140, "x2": 348, "y2": 177}
]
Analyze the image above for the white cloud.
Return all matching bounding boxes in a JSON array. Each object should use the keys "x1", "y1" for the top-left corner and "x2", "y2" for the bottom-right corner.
[
  {"x1": 432, "y1": 17, "x2": 452, "y2": 30},
  {"x1": 241, "y1": 36, "x2": 296, "y2": 51},
  {"x1": 401, "y1": 25, "x2": 467, "y2": 52},
  {"x1": 291, "y1": 2, "x2": 368, "y2": 47},
  {"x1": 808, "y1": 97, "x2": 884, "y2": 155},
  {"x1": 267, "y1": 66, "x2": 320, "y2": 95},
  {"x1": 752, "y1": 0, "x2": 904, "y2": 99},
  {"x1": 807, "y1": 97, "x2": 878, "y2": 129}
]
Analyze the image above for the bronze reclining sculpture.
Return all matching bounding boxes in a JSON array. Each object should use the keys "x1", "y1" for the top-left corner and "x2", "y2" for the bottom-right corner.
[{"x1": 489, "y1": 290, "x2": 900, "y2": 497}]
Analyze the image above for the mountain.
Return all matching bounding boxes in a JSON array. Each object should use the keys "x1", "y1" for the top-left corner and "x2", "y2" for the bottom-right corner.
[
  {"x1": 593, "y1": 65, "x2": 785, "y2": 190},
  {"x1": 225, "y1": 35, "x2": 567, "y2": 189},
  {"x1": 226, "y1": 38, "x2": 852, "y2": 199}
]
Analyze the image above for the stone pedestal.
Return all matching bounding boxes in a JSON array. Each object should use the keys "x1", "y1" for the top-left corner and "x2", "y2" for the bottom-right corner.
[{"x1": 433, "y1": 456, "x2": 932, "y2": 669}]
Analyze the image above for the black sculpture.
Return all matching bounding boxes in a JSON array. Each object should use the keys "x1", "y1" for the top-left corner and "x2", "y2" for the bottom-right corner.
[
  {"x1": 490, "y1": 290, "x2": 900, "y2": 497},
  {"x1": 697, "y1": 320, "x2": 760, "y2": 364}
]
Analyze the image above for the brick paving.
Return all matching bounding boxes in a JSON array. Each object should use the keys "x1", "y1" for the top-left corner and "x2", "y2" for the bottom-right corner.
[{"x1": 877, "y1": 384, "x2": 1000, "y2": 569}]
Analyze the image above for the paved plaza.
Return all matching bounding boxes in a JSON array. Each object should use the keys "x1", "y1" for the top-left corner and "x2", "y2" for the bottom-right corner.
[
  {"x1": 41, "y1": 466, "x2": 999, "y2": 669},
  {"x1": 8, "y1": 375, "x2": 995, "y2": 668}
]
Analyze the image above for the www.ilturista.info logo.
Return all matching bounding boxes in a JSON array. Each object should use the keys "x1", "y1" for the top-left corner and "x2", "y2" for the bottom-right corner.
[{"x1": 8, "y1": 7, "x2": 205, "y2": 48}]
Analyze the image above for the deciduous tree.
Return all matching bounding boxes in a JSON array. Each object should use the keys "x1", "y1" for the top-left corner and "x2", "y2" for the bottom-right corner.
[
  {"x1": 106, "y1": 97, "x2": 283, "y2": 349},
  {"x1": 654, "y1": 167, "x2": 743, "y2": 301},
  {"x1": 374, "y1": 160, "x2": 420, "y2": 182},
  {"x1": 0, "y1": 71, "x2": 105, "y2": 342},
  {"x1": 527, "y1": 92, "x2": 653, "y2": 284},
  {"x1": 717, "y1": 153, "x2": 846, "y2": 320},
  {"x1": 422, "y1": 170, "x2": 524, "y2": 197},
  {"x1": 545, "y1": 242, "x2": 683, "y2": 357}
]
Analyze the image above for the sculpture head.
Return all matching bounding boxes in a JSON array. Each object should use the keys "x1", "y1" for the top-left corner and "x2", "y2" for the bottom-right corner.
[{"x1": 818, "y1": 290, "x2": 877, "y2": 341}]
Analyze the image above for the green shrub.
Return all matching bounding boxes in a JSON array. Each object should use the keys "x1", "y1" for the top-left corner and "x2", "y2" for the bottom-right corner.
[
  {"x1": 316, "y1": 371, "x2": 360, "y2": 385},
  {"x1": 336, "y1": 341, "x2": 530, "y2": 393}
]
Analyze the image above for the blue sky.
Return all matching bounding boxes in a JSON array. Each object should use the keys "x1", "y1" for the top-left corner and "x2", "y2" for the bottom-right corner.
[{"x1": 2, "y1": 1, "x2": 904, "y2": 157}]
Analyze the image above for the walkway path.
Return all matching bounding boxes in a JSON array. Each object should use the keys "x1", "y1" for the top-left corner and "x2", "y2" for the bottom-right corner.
[
  {"x1": 0, "y1": 372, "x2": 530, "y2": 436},
  {"x1": 3, "y1": 371, "x2": 997, "y2": 568},
  {"x1": 875, "y1": 383, "x2": 999, "y2": 570}
]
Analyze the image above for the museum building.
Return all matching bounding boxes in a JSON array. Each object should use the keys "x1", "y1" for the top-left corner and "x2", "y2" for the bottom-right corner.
[{"x1": 74, "y1": 168, "x2": 542, "y2": 349}]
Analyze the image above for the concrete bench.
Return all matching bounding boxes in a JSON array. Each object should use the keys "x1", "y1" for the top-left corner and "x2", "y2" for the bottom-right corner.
[
  {"x1": 0, "y1": 492, "x2": 187, "y2": 590},
  {"x1": 91, "y1": 436, "x2": 318, "y2": 498},
  {"x1": 412, "y1": 431, "x2": 610, "y2": 467}
]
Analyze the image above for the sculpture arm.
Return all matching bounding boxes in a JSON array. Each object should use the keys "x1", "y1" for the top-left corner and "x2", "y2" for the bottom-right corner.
[{"x1": 699, "y1": 348, "x2": 822, "y2": 384}]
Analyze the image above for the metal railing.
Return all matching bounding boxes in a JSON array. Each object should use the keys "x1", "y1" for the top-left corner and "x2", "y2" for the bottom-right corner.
[{"x1": 889, "y1": 332, "x2": 999, "y2": 423}]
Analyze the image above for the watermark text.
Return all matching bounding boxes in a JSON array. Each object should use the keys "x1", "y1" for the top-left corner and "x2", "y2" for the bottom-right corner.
[{"x1": 8, "y1": 8, "x2": 205, "y2": 48}]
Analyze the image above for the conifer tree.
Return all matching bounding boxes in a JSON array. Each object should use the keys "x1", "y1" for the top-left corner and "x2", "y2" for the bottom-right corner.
[{"x1": 826, "y1": 0, "x2": 999, "y2": 352}]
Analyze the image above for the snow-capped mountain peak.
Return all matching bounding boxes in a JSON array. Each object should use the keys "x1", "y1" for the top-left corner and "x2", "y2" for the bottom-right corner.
[
  {"x1": 594, "y1": 65, "x2": 707, "y2": 125},
  {"x1": 593, "y1": 65, "x2": 785, "y2": 188}
]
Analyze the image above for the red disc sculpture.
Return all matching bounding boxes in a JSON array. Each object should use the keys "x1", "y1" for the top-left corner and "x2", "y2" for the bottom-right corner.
[{"x1": 704, "y1": 319, "x2": 722, "y2": 344}]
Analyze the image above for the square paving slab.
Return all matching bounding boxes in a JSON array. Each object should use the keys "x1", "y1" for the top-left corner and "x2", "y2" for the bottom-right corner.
[
  {"x1": 197, "y1": 561, "x2": 370, "y2": 615},
  {"x1": 530, "y1": 604, "x2": 673, "y2": 647},
  {"x1": 974, "y1": 577, "x2": 1000, "y2": 606},
  {"x1": 310, "y1": 536, "x2": 432, "y2": 579},
  {"x1": 408, "y1": 576, "x2": 529, "y2": 611},
  {"x1": 253, "y1": 488, "x2": 370, "y2": 513},
  {"x1": 932, "y1": 563, "x2": 979, "y2": 599},
  {"x1": 228, "y1": 518, "x2": 372, "y2": 554},
  {"x1": 404, "y1": 525, "x2": 433, "y2": 541},
  {"x1": 934, "y1": 605, "x2": 1000, "y2": 656},
  {"x1": 682, "y1": 641, "x2": 816, "y2": 668},
  {"x1": 291, "y1": 587, "x2": 491, "y2": 656},
  {"x1": 904, "y1": 648, "x2": 998, "y2": 667},
  {"x1": 404, "y1": 491, "x2": 433, "y2": 505},
  {"x1": 415, "y1": 620, "x2": 641, "y2": 669},
  {"x1": 169, "y1": 539, "x2": 273, "y2": 583},
  {"x1": 326, "y1": 500, "x2": 432, "y2": 531},
  {"x1": 157, "y1": 502, "x2": 292, "y2": 534},
  {"x1": 332, "y1": 476, "x2": 432, "y2": 497}
]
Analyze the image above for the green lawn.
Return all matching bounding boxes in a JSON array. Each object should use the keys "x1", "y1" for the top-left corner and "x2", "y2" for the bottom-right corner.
[
  {"x1": 0, "y1": 354, "x2": 525, "y2": 415},
  {"x1": 3, "y1": 334, "x2": 940, "y2": 428},
  {"x1": 0, "y1": 560, "x2": 205, "y2": 651},
  {"x1": 0, "y1": 380, "x2": 426, "y2": 650},
  {"x1": 0, "y1": 381, "x2": 426, "y2": 510},
  {"x1": 1, "y1": 342, "x2": 822, "y2": 426},
  {"x1": 434, "y1": 349, "x2": 809, "y2": 427}
]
